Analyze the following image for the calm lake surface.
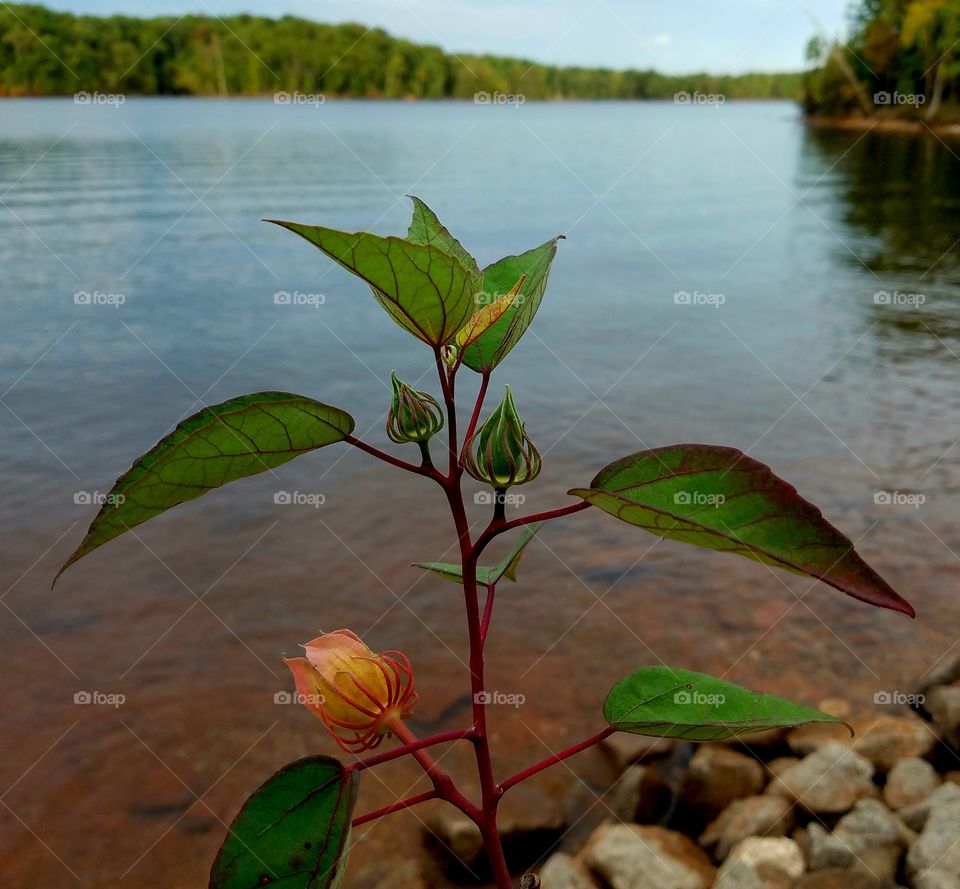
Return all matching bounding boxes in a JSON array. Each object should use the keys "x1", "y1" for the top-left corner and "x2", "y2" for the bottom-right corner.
[{"x1": 2, "y1": 99, "x2": 960, "y2": 887}]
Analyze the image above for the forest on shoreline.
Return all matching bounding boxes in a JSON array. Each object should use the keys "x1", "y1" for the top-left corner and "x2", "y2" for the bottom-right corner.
[{"x1": 0, "y1": 3, "x2": 802, "y2": 100}]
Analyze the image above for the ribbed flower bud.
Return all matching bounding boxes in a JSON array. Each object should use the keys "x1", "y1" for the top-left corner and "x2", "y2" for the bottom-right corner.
[
  {"x1": 386, "y1": 371, "x2": 444, "y2": 444},
  {"x1": 284, "y1": 629, "x2": 417, "y2": 753},
  {"x1": 463, "y1": 386, "x2": 542, "y2": 489}
]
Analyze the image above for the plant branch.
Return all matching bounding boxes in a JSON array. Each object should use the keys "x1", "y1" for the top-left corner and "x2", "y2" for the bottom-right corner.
[
  {"x1": 474, "y1": 500, "x2": 592, "y2": 559},
  {"x1": 460, "y1": 370, "x2": 490, "y2": 462},
  {"x1": 351, "y1": 790, "x2": 438, "y2": 827},
  {"x1": 344, "y1": 434, "x2": 442, "y2": 480},
  {"x1": 480, "y1": 581, "x2": 496, "y2": 644},
  {"x1": 499, "y1": 727, "x2": 615, "y2": 795},
  {"x1": 347, "y1": 728, "x2": 474, "y2": 774}
]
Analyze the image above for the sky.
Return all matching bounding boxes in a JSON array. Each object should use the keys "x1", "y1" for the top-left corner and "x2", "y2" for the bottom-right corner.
[{"x1": 42, "y1": 0, "x2": 851, "y2": 74}]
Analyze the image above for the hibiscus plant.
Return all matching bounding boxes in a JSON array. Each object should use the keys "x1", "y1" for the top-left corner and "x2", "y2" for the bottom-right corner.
[{"x1": 57, "y1": 197, "x2": 914, "y2": 889}]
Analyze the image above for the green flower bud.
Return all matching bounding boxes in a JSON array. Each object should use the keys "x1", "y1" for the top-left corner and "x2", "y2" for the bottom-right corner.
[
  {"x1": 463, "y1": 386, "x2": 541, "y2": 488},
  {"x1": 386, "y1": 371, "x2": 444, "y2": 444}
]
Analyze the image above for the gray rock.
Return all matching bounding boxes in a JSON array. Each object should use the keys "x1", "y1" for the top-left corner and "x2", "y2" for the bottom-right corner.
[
  {"x1": 884, "y1": 758, "x2": 940, "y2": 811},
  {"x1": 851, "y1": 715, "x2": 936, "y2": 772},
  {"x1": 539, "y1": 853, "x2": 598, "y2": 889},
  {"x1": 681, "y1": 745, "x2": 766, "y2": 819},
  {"x1": 793, "y1": 866, "x2": 904, "y2": 889},
  {"x1": 425, "y1": 810, "x2": 484, "y2": 868},
  {"x1": 926, "y1": 683, "x2": 960, "y2": 751},
  {"x1": 600, "y1": 734, "x2": 675, "y2": 772},
  {"x1": 700, "y1": 795, "x2": 795, "y2": 861},
  {"x1": 609, "y1": 764, "x2": 672, "y2": 824},
  {"x1": 713, "y1": 837, "x2": 805, "y2": 889},
  {"x1": 906, "y1": 796, "x2": 960, "y2": 889},
  {"x1": 582, "y1": 822, "x2": 715, "y2": 889},
  {"x1": 807, "y1": 799, "x2": 913, "y2": 880},
  {"x1": 898, "y1": 782, "x2": 960, "y2": 831},
  {"x1": 774, "y1": 742, "x2": 876, "y2": 814}
]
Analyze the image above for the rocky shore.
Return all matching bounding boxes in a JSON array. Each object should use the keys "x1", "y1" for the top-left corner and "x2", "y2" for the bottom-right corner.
[{"x1": 412, "y1": 658, "x2": 960, "y2": 889}]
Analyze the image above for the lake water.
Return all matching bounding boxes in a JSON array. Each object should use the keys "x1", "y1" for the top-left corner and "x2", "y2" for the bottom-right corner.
[{"x1": 2, "y1": 99, "x2": 960, "y2": 887}]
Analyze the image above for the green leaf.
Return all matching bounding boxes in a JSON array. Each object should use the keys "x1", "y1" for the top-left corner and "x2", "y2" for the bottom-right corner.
[
  {"x1": 570, "y1": 444, "x2": 914, "y2": 617},
  {"x1": 604, "y1": 666, "x2": 848, "y2": 741},
  {"x1": 57, "y1": 392, "x2": 354, "y2": 582},
  {"x1": 406, "y1": 195, "x2": 480, "y2": 278},
  {"x1": 414, "y1": 522, "x2": 544, "y2": 585},
  {"x1": 269, "y1": 219, "x2": 478, "y2": 346},
  {"x1": 460, "y1": 236, "x2": 564, "y2": 372},
  {"x1": 210, "y1": 755, "x2": 358, "y2": 889}
]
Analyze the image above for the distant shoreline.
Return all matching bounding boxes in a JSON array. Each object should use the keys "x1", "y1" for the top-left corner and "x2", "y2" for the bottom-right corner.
[{"x1": 805, "y1": 114, "x2": 960, "y2": 137}]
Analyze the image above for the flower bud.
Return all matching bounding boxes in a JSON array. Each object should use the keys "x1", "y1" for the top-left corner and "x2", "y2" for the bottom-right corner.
[
  {"x1": 284, "y1": 629, "x2": 417, "y2": 753},
  {"x1": 386, "y1": 371, "x2": 444, "y2": 444},
  {"x1": 442, "y1": 344, "x2": 459, "y2": 368},
  {"x1": 463, "y1": 386, "x2": 542, "y2": 489}
]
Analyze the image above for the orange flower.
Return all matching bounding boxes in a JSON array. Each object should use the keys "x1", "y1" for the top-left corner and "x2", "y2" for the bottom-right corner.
[{"x1": 283, "y1": 629, "x2": 417, "y2": 753}]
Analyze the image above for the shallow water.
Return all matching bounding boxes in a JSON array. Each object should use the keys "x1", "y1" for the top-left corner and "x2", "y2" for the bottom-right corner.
[{"x1": 2, "y1": 99, "x2": 960, "y2": 887}]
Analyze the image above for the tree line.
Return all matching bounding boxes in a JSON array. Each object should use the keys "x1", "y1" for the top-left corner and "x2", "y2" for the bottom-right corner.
[
  {"x1": 0, "y1": 3, "x2": 801, "y2": 100},
  {"x1": 804, "y1": 0, "x2": 960, "y2": 120}
]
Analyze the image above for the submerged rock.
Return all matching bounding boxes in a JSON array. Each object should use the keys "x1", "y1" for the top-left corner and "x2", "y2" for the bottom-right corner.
[
  {"x1": 884, "y1": 758, "x2": 940, "y2": 810},
  {"x1": 713, "y1": 837, "x2": 804, "y2": 889},
  {"x1": 700, "y1": 795, "x2": 795, "y2": 861},
  {"x1": 771, "y1": 742, "x2": 876, "y2": 814}
]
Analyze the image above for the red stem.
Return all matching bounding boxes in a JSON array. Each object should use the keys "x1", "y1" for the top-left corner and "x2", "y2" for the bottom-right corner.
[
  {"x1": 345, "y1": 435, "x2": 442, "y2": 481},
  {"x1": 498, "y1": 727, "x2": 615, "y2": 795},
  {"x1": 348, "y1": 728, "x2": 473, "y2": 774},
  {"x1": 480, "y1": 582, "x2": 496, "y2": 644},
  {"x1": 474, "y1": 500, "x2": 591, "y2": 560},
  {"x1": 460, "y1": 371, "x2": 490, "y2": 461},
  {"x1": 352, "y1": 790, "x2": 438, "y2": 827}
]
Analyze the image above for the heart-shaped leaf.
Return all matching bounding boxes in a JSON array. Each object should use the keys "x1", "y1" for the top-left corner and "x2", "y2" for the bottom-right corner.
[
  {"x1": 57, "y1": 392, "x2": 354, "y2": 582},
  {"x1": 460, "y1": 236, "x2": 564, "y2": 373},
  {"x1": 406, "y1": 195, "x2": 480, "y2": 278},
  {"x1": 269, "y1": 220, "x2": 478, "y2": 347},
  {"x1": 210, "y1": 755, "x2": 358, "y2": 889},
  {"x1": 604, "y1": 666, "x2": 848, "y2": 741},
  {"x1": 570, "y1": 444, "x2": 914, "y2": 616},
  {"x1": 414, "y1": 522, "x2": 544, "y2": 585}
]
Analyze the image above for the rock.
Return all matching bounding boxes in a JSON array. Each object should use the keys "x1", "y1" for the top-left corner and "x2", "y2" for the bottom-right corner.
[
  {"x1": 763, "y1": 757, "x2": 801, "y2": 796},
  {"x1": 609, "y1": 764, "x2": 673, "y2": 824},
  {"x1": 898, "y1": 782, "x2": 960, "y2": 831},
  {"x1": 774, "y1": 742, "x2": 876, "y2": 814},
  {"x1": 926, "y1": 683, "x2": 960, "y2": 751},
  {"x1": 370, "y1": 859, "x2": 430, "y2": 889},
  {"x1": 906, "y1": 795, "x2": 960, "y2": 889},
  {"x1": 851, "y1": 715, "x2": 936, "y2": 771},
  {"x1": 713, "y1": 837, "x2": 804, "y2": 889},
  {"x1": 539, "y1": 853, "x2": 598, "y2": 889},
  {"x1": 806, "y1": 799, "x2": 913, "y2": 880},
  {"x1": 792, "y1": 867, "x2": 903, "y2": 889},
  {"x1": 600, "y1": 734, "x2": 675, "y2": 772},
  {"x1": 884, "y1": 758, "x2": 940, "y2": 810},
  {"x1": 700, "y1": 795, "x2": 795, "y2": 861},
  {"x1": 681, "y1": 746, "x2": 765, "y2": 820},
  {"x1": 582, "y1": 823, "x2": 715, "y2": 889},
  {"x1": 786, "y1": 715, "x2": 934, "y2": 770},
  {"x1": 425, "y1": 810, "x2": 484, "y2": 868}
]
